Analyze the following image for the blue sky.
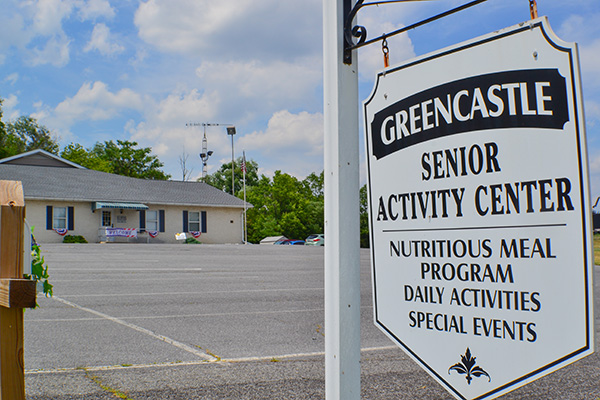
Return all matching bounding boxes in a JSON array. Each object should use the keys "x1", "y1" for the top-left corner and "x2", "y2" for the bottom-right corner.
[{"x1": 1, "y1": 0, "x2": 600, "y2": 197}]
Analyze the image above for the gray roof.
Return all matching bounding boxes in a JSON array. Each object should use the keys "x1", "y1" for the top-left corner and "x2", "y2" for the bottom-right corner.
[{"x1": 0, "y1": 163, "x2": 246, "y2": 208}]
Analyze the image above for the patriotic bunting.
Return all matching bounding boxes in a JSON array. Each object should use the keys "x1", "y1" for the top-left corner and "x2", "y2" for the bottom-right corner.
[{"x1": 54, "y1": 228, "x2": 68, "y2": 236}]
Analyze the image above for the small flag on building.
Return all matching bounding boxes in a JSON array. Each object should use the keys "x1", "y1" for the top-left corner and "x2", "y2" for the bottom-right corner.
[
  {"x1": 54, "y1": 228, "x2": 68, "y2": 236},
  {"x1": 148, "y1": 231, "x2": 159, "y2": 238}
]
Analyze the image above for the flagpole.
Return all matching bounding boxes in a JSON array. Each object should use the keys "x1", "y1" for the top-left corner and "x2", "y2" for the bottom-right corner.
[{"x1": 242, "y1": 151, "x2": 247, "y2": 244}]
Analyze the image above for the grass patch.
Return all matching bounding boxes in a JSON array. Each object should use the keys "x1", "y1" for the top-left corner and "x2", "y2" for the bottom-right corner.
[{"x1": 83, "y1": 369, "x2": 132, "y2": 399}]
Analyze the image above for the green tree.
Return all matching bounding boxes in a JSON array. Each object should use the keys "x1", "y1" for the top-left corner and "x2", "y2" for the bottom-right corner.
[
  {"x1": 243, "y1": 170, "x2": 325, "y2": 243},
  {"x1": 203, "y1": 156, "x2": 259, "y2": 194},
  {"x1": 360, "y1": 184, "x2": 370, "y2": 248},
  {"x1": 60, "y1": 143, "x2": 112, "y2": 172},
  {"x1": 6, "y1": 116, "x2": 60, "y2": 155},
  {"x1": 0, "y1": 104, "x2": 60, "y2": 159},
  {"x1": 91, "y1": 140, "x2": 170, "y2": 180},
  {"x1": 303, "y1": 171, "x2": 324, "y2": 199},
  {"x1": 0, "y1": 100, "x2": 24, "y2": 158}
]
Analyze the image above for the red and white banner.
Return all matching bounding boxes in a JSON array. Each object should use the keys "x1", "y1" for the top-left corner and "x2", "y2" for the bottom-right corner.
[{"x1": 106, "y1": 228, "x2": 137, "y2": 238}]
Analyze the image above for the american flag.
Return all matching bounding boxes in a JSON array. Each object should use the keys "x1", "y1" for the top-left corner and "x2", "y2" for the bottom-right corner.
[{"x1": 241, "y1": 151, "x2": 247, "y2": 174}]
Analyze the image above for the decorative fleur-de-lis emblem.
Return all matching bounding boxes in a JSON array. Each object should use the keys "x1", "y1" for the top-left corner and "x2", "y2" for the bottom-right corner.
[{"x1": 448, "y1": 348, "x2": 491, "y2": 385}]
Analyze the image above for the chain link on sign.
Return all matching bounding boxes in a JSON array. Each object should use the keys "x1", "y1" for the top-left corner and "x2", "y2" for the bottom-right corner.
[
  {"x1": 529, "y1": 0, "x2": 538, "y2": 19},
  {"x1": 382, "y1": 37, "x2": 390, "y2": 68}
]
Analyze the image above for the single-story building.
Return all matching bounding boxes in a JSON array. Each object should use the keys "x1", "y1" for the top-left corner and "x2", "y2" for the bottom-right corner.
[{"x1": 0, "y1": 150, "x2": 248, "y2": 244}]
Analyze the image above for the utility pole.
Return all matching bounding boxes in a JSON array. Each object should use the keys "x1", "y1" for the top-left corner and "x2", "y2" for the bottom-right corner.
[
  {"x1": 186, "y1": 123, "x2": 232, "y2": 181},
  {"x1": 226, "y1": 126, "x2": 236, "y2": 195}
]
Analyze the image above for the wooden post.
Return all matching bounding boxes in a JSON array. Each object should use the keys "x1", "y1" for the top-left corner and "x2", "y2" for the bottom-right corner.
[{"x1": 0, "y1": 180, "x2": 34, "y2": 400}]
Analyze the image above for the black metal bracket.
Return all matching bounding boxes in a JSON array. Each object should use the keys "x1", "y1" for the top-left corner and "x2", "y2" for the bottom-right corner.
[{"x1": 343, "y1": 0, "x2": 489, "y2": 64}]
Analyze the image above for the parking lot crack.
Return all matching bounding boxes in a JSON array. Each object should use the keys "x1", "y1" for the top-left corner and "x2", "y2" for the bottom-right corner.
[{"x1": 81, "y1": 368, "x2": 134, "y2": 399}]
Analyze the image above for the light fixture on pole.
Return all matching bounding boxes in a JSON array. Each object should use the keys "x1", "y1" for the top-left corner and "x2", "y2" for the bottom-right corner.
[
  {"x1": 186, "y1": 122, "x2": 231, "y2": 181},
  {"x1": 226, "y1": 126, "x2": 236, "y2": 195},
  {"x1": 199, "y1": 127, "x2": 213, "y2": 180}
]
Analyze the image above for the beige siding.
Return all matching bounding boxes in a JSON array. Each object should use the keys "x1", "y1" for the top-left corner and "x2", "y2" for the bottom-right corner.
[{"x1": 26, "y1": 200, "x2": 244, "y2": 244}]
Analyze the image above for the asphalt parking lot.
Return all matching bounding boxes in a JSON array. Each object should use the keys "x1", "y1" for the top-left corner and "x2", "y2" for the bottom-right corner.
[{"x1": 24, "y1": 244, "x2": 600, "y2": 399}]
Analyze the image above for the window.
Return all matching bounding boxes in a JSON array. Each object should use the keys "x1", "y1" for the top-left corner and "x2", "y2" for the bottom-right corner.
[
  {"x1": 53, "y1": 207, "x2": 67, "y2": 229},
  {"x1": 183, "y1": 210, "x2": 206, "y2": 232},
  {"x1": 102, "y1": 211, "x2": 112, "y2": 227},
  {"x1": 47, "y1": 206, "x2": 74, "y2": 230},
  {"x1": 188, "y1": 211, "x2": 200, "y2": 231},
  {"x1": 146, "y1": 210, "x2": 159, "y2": 231}
]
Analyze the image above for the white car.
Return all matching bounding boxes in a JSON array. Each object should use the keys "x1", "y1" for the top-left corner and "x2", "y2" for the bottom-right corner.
[{"x1": 305, "y1": 234, "x2": 324, "y2": 246}]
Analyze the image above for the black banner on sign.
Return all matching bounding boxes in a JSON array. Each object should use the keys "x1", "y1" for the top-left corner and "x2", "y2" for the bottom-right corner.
[{"x1": 370, "y1": 69, "x2": 569, "y2": 160}]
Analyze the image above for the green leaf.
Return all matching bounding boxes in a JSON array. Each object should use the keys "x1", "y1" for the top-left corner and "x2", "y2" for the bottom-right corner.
[{"x1": 43, "y1": 280, "x2": 53, "y2": 297}]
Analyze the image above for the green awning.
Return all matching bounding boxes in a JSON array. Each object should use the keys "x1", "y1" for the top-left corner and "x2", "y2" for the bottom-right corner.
[{"x1": 92, "y1": 202, "x2": 148, "y2": 211}]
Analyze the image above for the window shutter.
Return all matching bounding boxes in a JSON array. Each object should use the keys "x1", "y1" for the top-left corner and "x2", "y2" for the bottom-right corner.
[
  {"x1": 201, "y1": 211, "x2": 207, "y2": 233},
  {"x1": 139, "y1": 210, "x2": 146, "y2": 231},
  {"x1": 183, "y1": 210, "x2": 188, "y2": 232},
  {"x1": 68, "y1": 207, "x2": 74, "y2": 230},
  {"x1": 46, "y1": 206, "x2": 53, "y2": 230},
  {"x1": 159, "y1": 210, "x2": 165, "y2": 232}
]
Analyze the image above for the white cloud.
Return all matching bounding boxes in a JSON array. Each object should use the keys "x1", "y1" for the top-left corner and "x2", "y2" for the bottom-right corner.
[
  {"x1": 0, "y1": 11, "x2": 30, "y2": 55},
  {"x1": 3, "y1": 73, "x2": 19, "y2": 85},
  {"x1": 579, "y1": 39, "x2": 600, "y2": 89},
  {"x1": 84, "y1": 23, "x2": 125, "y2": 56},
  {"x1": 28, "y1": 35, "x2": 71, "y2": 67},
  {"x1": 239, "y1": 110, "x2": 324, "y2": 156},
  {"x1": 134, "y1": 0, "x2": 251, "y2": 53},
  {"x1": 134, "y1": 0, "x2": 321, "y2": 60},
  {"x1": 78, "y1": 0, "x2": 115, "y2": 20},
  {"x1": 558, "y1": 13, "x2": 600, "y2": 43},
  {"x1": 153, "y1": 89, "x2": 220, "y2": 125},
  {"x1": 126, "y1": 88, "x2": 225, "y2": 176},
  {"x1": 195, "y1": 58, "x2": 321, "y2": 110},
  {"x1": 357, "y1": 23, "x2": 416, "y2": 81},
  {"x1": 32, "y1": 0, "x2": 74, "y2": 36},
  {"x1": 54, "y1": 81, "x2": 144, "y2": 124},
  {"x1": 2, "y1": 94, "x2": 20, "y2": 120}
]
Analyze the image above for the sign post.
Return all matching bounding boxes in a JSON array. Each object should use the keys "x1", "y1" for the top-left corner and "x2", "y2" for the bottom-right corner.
[
  {"x1": 0, "y1": 180, "x2": 36, "y2": 400},
  {"x1": 363, "y1": 18, "x2": 594, "y2": 400},
  {"x1": 323, "y1": 0, "x2": 361, "y2": 398}
]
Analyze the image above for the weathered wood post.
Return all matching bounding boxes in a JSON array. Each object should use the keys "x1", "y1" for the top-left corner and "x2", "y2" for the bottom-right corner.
[{"x1": 0, "y1": 180, "x2": 36, "y2": 399}]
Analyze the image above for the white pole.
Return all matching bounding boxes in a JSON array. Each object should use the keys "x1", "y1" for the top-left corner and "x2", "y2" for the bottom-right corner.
[
  {"x1": 323, "y1": 0, "x2": 361, "y2": 398},
  {"x1": 243, "y1": 151, "x2": 247, "y2": 243}
]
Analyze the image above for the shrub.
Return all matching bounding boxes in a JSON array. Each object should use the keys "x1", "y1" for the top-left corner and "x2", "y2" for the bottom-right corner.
[
  {"x1": 184, "y1": 237, "x2": 201, "y2": 244},
  {"x1": 63, "y1": 235, "x2": 88, "y2": 243}
]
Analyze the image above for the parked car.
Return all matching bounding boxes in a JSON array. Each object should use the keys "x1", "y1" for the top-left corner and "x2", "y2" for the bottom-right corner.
[
  {"x1": 284, "y1": 239, "x2": 305, "y2": 245},
  {"x1": 274, "y1": 239, "x2": 304, "y2": 245},
  {"x1": 305, "y1": 234, "x2": 324, "y2": 246}
]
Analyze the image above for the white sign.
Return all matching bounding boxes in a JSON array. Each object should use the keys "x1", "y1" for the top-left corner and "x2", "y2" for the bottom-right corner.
[
  {"x1": 175, "y1": 232, "x2": 187, "y2": 241},
  {"x1": 363, "y1": 17, "x2": 594, "y2": 400}
]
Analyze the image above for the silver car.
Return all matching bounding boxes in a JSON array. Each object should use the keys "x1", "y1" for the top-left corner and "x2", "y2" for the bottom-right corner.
[{"x1": 305, "y1": 234, "x2": 324, "y2": 246}]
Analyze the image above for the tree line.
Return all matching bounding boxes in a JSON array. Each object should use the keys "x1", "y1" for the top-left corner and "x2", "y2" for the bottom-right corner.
[{"x1": 1, "y1": 98, "x2": 369, "y2": 246}]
